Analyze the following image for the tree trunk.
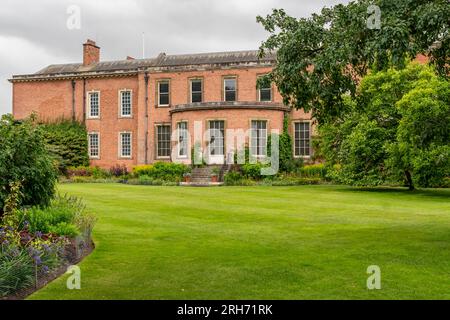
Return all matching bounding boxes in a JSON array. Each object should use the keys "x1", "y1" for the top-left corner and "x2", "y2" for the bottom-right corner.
[{"x1": 405, "y1": 170, "x2": 414, "y2": 191}]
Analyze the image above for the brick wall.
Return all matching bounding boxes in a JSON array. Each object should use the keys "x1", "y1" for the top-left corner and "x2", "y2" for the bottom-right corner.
[{"x1": 12, "y1": 66, "x2": 313, "y2": 169}]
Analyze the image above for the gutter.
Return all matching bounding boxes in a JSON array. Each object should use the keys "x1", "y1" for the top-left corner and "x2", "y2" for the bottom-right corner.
[{"x1": 144, "y1": 72, "x2": 149, "y2": 164}]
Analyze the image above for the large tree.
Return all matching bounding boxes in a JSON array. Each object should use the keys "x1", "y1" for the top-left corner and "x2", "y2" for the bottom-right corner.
[
  {"x1": 320, "y1": 63, "x2": 449, "y2": 189},
  {"x1": 257, "y1": 0, "x2": 449, "y2": 124}
]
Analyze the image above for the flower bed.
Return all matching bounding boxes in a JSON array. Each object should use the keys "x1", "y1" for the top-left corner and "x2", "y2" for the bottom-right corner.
[{"x1": 0, "y1": 195, "x2": 95, "y2": 299}]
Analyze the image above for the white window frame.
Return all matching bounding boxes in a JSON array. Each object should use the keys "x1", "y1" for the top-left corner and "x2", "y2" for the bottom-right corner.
[
  {"x1": 119, "y1": 89, "x2": 133, "y2": 118},
  {"x1": 177, "y1": 122, "x2": 188, "y2": 158},
  {"x1": 293, "y1": 121, "x2": 312, "y2": 158},
  {"x1": 156, "y1": 124, "x2": 171, "y2": 159},
  {"x1": 118, "y1": 131, "x2": 132, "y2": 159},
  {"x1": 88, "y1": 132, "x2": 100, "y2": 159},
  {"x1": 250, "y1": 120, "x2": 268, "y2": 158},
  {"x1": 158, "y1": 80, "x2": 170, "y2": 107},
  {"x1": 87, "y1": 91, "x2": 100, "y2": 119}
]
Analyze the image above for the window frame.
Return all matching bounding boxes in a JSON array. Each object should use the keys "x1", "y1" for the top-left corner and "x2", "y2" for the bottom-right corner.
[
  {"x1": 293, "y1": 121, "x2": 312, "y2": 158},
  {"x1": 118, "y1": 131, "x2": 132, "y2": 159},
  {"x1": 155, "y1": 124, "x2": 172, "y2": 159},
  {"x1": 87, "y1": 91, "x2": 100, "y2": 119},
  {"x1": 88, "y1": 132, "x2": 100, "y2": 159},
  {"x1": 177, "y1": 121, "x2": 189, "y2": 158},
  {"x1": 157, "y1": 80, "x2": 170, "y2": 107},
  {"x1": 257, "y1": 76, "x2": 272, "y2": 102},
  {"x1": 223, "y1": 76, "x2": 237, "y2": 102},
  {"x1": 119, "y1": 89, "x2": 133, "y2": 118},
  {"x1": 207, "y1": 120, "x2": 225, "y2": 157},
  {"x1": 189, "y1": 78, "x2": 203, "y2": 103},
  {"x1": 250, "y1": 120, "x2": 268, "y2": 158}
]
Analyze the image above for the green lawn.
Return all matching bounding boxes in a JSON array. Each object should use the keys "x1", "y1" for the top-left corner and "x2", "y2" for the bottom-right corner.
[{"x1": 30, "y1": 184, "x2": 450, "y2": 300}]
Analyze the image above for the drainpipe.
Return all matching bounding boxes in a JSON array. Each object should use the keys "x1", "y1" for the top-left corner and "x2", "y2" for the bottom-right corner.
[
  {"x1": 82, "y1": 78, "x2": 86, "y2": 123},
  {"x1": 71, "y1": 80, "x2": 76, "y2": 121},
  {"x1": 144, "y1": 72, "x2": 149, "y2": 164}
]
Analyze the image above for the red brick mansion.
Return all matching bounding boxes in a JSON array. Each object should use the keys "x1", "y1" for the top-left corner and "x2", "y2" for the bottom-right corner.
[{"x1": 10, "y1": 40, "x2": 313, "y2": 169}]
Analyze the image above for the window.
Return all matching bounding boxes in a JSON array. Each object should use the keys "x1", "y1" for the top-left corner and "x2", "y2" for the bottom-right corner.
[
  {"x1": 250, "y1": 120, "x2": 267, "y2": 157},
  {"x1": 120, "y1": 90, "x2": 132, "y2": 117},
  {"x1": 158, "y1": 81, "x2": 170, "y2": 106},
  {"x1": 88, "y1": 92, "x2": 100, "y2": 118},
  {"x1": 190, "y1": 79, "x2": 203, "y2": 103},
  {"x1": 258, "y1": 79, "x2": 272, "y2": 102},
  {"x1": 156, "y1": 125, "x2": 171, "y2": 158},
  {"x1": 119, "y1": 132, "x2": 132, "y2": 158},
  {"x1": 224, "y1": 78, "x2": 236, "y2": 102},
  {"x1": 88, "y1": 133, "x2": 99, "y2": 159},
  {"x1": 294, "y1": 122, "x2": 311, "y2": 157},
  {"x1": 177, "y1": 122, "x2": 188, "y2": 158},
  {"x1": 208, "y1": 121, "x2": 225, "y2": 156}
]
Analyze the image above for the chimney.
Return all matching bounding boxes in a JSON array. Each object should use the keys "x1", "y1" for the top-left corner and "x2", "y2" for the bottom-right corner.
[{"x1": 83, "y1": 39, "x2": 100, "y2": 66}]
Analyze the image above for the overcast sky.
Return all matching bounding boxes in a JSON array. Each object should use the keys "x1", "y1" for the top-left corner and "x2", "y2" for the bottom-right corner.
[{"x1": 0, "y1": 0, "x2": 350, "y2": 115}]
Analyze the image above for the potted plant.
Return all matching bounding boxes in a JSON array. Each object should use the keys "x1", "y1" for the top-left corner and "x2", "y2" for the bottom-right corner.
[
  {"x1": 183, "y1": 172, "x2": 191, "y2": 183},
  {"x1": 211, "y1": 167, "x2": 220, "y2": 183}
]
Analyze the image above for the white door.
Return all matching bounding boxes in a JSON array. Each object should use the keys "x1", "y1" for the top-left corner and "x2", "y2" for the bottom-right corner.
[{"x1": 208, "y1": 120, "x2": 225, "y2": 164}]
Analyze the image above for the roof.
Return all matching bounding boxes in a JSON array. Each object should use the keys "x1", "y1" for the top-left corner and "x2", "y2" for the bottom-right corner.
[{"x1": 11, "y1": 50, "x2": 276, "y2": 82}]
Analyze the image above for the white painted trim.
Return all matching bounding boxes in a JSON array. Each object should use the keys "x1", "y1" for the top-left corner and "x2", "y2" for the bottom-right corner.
[
  {"x1": 118, "y1": 131, "x2": 132, "y2": 159},
  {"x1": 118, "y1": 89, "x2": 133, "y2": 118},
  {"x1": 88, "y1": 132, "x2": 100, "y2": 159},
  {"x1": 249, "y1": 119, "x2": 268, "y2": 158},
  {"x1": 86, "y1": 91, "x2": 100, "y2": 119}
]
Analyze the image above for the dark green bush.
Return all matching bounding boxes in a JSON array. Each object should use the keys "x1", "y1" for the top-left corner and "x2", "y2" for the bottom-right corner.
[
  {"x1": 0, "y1": 114, "x2": 58, "y2": 212},
  {"x1": 242, "y1": 163, "x2": 268, "y2": 180},
  {"x1": 41, "y1": 119, "x2": 89, "y2": 174},
  {"x1": 133, "y1": 162, "x2": 190, "y2": 182}
]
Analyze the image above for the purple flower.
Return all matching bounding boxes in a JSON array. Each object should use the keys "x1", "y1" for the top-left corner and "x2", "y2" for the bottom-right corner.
[
  {"x1": 42, "y1": 265, "x2": 49, "y2": 273},
  {"x1": 35, "y1": 231, "x2": 43, "y2": 238},
  {"x1": 33, "y1": 255, "x2": 42, "y2": 265},
  {"x1": 42, "y1": 243, "x2": 51, "y2": 253}
]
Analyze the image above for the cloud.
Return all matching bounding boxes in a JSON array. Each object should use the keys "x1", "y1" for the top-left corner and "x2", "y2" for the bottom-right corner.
[{"x1": 0, "y1": 0, "x2": 350, "y2": 115}]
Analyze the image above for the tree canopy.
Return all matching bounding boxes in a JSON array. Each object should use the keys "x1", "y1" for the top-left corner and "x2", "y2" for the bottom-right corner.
[
  {"x1": 320, "y1": 63, "x2": 449, "y2": 189},
  {"x1": 257, "y1": 0, "x2": 449, "y2": 124}
]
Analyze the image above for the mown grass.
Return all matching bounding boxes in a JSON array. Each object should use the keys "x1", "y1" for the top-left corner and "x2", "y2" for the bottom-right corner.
[{"x1": 30, "y1": 184, "x2": 450, "y2": 299}]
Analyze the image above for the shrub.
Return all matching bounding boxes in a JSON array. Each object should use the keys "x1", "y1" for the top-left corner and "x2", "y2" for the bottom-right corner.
[
  {"x1": 242, "y1": 163, "x2": 268, "y2": 180},
  {"x1": 0, "y1": 114, "x2": 58, "y2": 212},
  {"x1": 224, "y1": 172, "x2": 244, "y2": 185},
  {"x1": 132, "y1": 162, "x2": 190, "y2": 182},
  {"x1": 110, "y1": 164, "x2": 128, "y2": 177},
  {"x1": 40, "y1": 119, "x2": 89, "y2": 174},
  {"x1": 299, "y1": 164, "x2": 328, "y2": 179},
  {"x1": 48, "y1": 222, "x2": 79, "y2": 238},
  {"x1": 267, "y1": 115, "x2": 294, "y2": 173},
  {"x1": 16, "y1": 194, "x2": 92, "y2": 238},
  {"x1": 66, "y1": 166, "x2": 110, "y2": 179}
]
